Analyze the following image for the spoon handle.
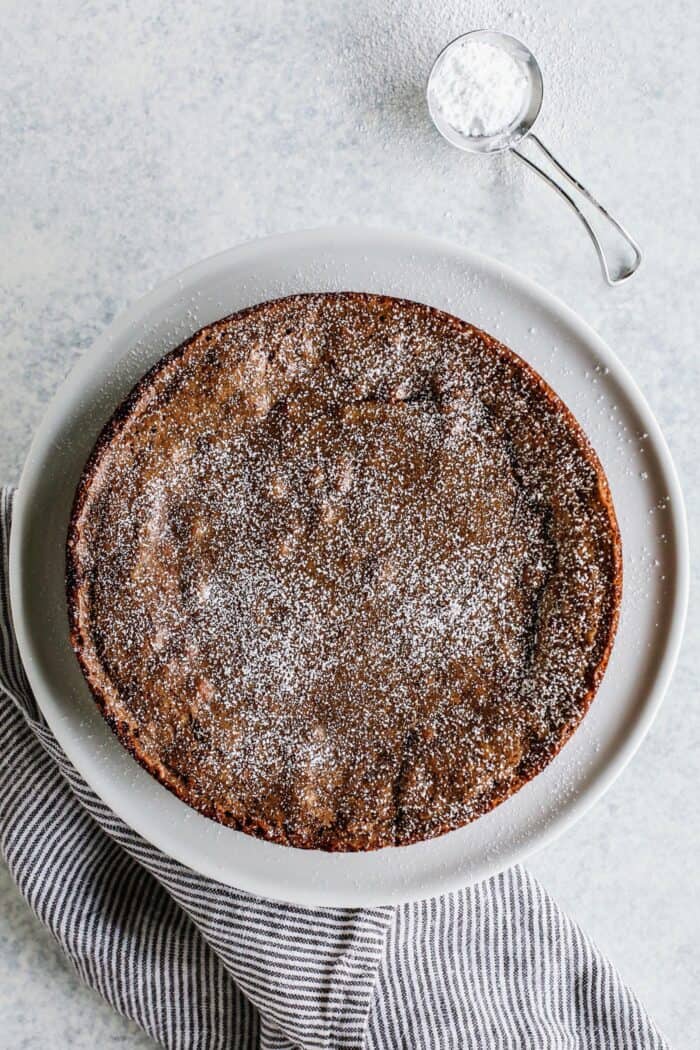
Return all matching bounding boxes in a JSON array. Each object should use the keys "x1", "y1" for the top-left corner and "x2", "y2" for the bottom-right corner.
[{"x1": 512, "y1": 133, "x2": 642, "y2": 286}]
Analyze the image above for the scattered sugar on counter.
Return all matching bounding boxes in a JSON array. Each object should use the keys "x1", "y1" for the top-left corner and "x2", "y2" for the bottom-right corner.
[{"x1": 432, "y1": 39, "x2": 528, "y2": 138}]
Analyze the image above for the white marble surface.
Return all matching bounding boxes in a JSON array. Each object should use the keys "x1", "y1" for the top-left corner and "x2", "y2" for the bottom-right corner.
[{"x1": 0, "y1": 0, "x2": 697, "y2": 1046}]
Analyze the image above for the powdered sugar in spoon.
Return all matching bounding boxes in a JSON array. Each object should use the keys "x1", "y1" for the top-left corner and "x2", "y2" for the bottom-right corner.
[{"x1": 427, "y1": 30, "x2": 641, "y2": 286}]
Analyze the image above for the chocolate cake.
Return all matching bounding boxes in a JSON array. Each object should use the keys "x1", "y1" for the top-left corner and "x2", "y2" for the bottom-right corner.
[{"x1": 67, "y1": 292, "x2": 621, "y2": 850}]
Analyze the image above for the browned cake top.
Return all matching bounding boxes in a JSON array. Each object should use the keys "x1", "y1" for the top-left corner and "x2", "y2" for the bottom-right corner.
[{"x1": 67, "y1": 292, "x2": 621, "y2": 850}]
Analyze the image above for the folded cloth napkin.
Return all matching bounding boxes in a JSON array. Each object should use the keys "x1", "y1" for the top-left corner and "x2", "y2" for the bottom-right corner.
[{"x1": 0, "y1": 487, "x2": 668, "y2": 1050}]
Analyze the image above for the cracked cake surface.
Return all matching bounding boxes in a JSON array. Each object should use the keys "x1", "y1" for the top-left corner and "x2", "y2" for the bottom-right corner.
[{"x1": 67, "y1": 292, "x2": 621, "y2": 850}]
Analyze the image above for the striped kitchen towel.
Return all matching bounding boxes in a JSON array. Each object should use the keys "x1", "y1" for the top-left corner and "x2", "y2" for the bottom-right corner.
[{"x1": 0, "y1": 487, "x2": 668, "y2": 1049}]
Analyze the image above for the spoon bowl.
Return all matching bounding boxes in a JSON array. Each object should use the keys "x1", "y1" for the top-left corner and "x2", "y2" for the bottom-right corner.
[{"x1": 426, "y1": 30, "x2": 544, "y2": 154}]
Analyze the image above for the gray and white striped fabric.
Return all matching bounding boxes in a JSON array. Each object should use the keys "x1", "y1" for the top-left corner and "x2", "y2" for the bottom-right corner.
[{"x1": 0, "y1": 486, "x2": 668, "y2": 1049}]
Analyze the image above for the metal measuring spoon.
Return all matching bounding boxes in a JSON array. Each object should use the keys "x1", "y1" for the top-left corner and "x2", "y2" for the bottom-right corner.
[{"x1": 427, "y1": 30, "x2": 641, "y2": 285}]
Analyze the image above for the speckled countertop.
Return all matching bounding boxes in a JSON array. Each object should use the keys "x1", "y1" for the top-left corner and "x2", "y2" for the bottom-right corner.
[{"x1": 1, "y1": 1, "x2": 698, "y2": 1047}]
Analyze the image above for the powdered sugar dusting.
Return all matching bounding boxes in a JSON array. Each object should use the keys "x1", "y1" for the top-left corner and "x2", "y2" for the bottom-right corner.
[
  {"x1": 70, "y1": 293, "x2": 619, "y2": 850},
  {"x1": 430, "y1": 38, "x2": 529, "y2": 139}
]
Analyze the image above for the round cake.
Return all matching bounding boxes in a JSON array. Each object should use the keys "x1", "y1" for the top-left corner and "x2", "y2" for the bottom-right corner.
[{"x1": 67, "y1": 292, "x2": 621, "y2": 850}]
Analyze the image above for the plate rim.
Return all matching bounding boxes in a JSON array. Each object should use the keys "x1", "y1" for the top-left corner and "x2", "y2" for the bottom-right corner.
[{"x1": 9, "y1": 225, "x2": 690, "y2": 905}]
